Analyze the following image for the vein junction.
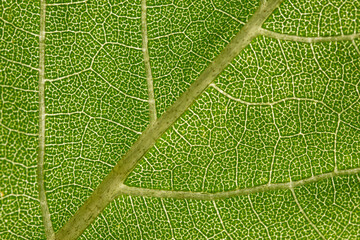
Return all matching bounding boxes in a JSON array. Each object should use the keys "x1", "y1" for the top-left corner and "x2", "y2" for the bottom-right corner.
[
  {"x1": 53, "y1": 0, "x2": 360, "y2": 238},
  {"x1": 55, "y1": 1, "x2": 286, "y2": 239}
]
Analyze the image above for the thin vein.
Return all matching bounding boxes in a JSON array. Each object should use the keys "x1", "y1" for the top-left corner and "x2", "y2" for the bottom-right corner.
[
  {"x1": 185, "y1": 200, "x2": 208, "y2": 239},
  {"x1": 0, "y1": 17, "x2": 39, "y2": 37},
  {"x1": 341, "y1": 120, "x2": 360, "y2": 131},
  {"x1": 46, "y1": 68, "x2": 148, "y2": 103},
  {"x1": 0, "y1": 122, "x2": 38, "y2": 136},
  {"x1": 0, "y1": 55, "x2": 39, "y2": 71},
  {"x1": 334, "y1": 115, "x2": 341, "y2": 171},
  {"x1": 45, "y1": 68, "x2": 90, "y2": 82},
  {"x1": 37, "y1": 1, "x2": 55, "y2": 239},
  {"x1": 91, "y1": 70, "x2": 148, "y2": 102},
  {"x1": 2, "y1": 157, "x2": 37, "y2": 169},
  {"x1": 45, "y1": 111, "x2": 142, "y2": 134},
  {"x1": 129, "y1": 196, "x2": 144, "y2": 239},
  {"x1": 212, "y1": 201, "x2": 233, "y2": 239},
  {"x1": 0, "y1": 84, "x2": 38, "y2": 93},
  {"x1": 209, "y1": 0, "x2": 246, "y2": 25},
  {"x1": 210, "y1": 83, "x2": 333, "y2": 110},
  {"x1": 141, "y1": 0, "x2": 157, "y2": 124},
  {"x1": 268, "y1": 105, "x2": 281, "y2": 184},
  {"x1": 160, "y1": 198, "x2": 175, "y2": 240},
  {"x1": 290, "y1": 188, "x2": 325, "y2": 239},
  {"x1": 260, "y1": 28, "x2": 360, "y2": 43},
  {"x1": 353, "y1": 40, "x2": 360, "y2": 55},
  {"x1": 248, "y1": 195, "x2": 271, "y2": 239},
  {"x1": 118, "y1": 168, "x2": 360, "y2": 200},
  {"x1": 46, "y1": 0, "x2": 87, "y2": 6}
]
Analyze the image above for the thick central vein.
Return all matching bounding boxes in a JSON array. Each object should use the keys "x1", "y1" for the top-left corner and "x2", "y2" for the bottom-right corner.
[
  {"x1": 55, "y1": 1, "x2": 284, "y2": 239},
  {"x1": 38, "y1": 0, "x2": 55, "y2": 239}
]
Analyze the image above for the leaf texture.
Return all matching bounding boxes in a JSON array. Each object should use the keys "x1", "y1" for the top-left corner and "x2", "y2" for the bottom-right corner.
[{"x1": 1, "y1": 0, "x2": 359, "y2": 239}]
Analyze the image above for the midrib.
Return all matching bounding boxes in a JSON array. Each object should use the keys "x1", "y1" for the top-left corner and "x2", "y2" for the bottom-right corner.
[
  {"x1": 55, "y1": 1, "x2": 285, "y2": 239},
  {"x1": 37, "y1": 0, "x2": 55, "y2": 239},
  {"x1": 37, "y1": 0, "x2": 360, "y2": 239}
]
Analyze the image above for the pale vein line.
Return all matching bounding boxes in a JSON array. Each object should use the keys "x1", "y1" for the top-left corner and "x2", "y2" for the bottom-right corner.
[
  {"x1": 259, "y1": 28, "x2": 360, "y2": 43},
  {"x1": 341, "y1": 120, "x2": 360, "y2": 131},
  {"x1": 46, "y1": 68, "x2": 148, "y2": 103},
  {"x1": 334, "y1": 115, "x2": 341, "y2": 171},
  {"x1": 248, "y1": 195, "x2": 271, "y2": 239},
  {"x1": 268, "y1": 105, "x2": 281, "y2": 184},
  {"x1": 290, "y1": 188, "x2": 325, "y2": 239},
  {"x1": 6, "y1": 231, "x2": 28, "y2": 240},
  {"x1": 0, "y1": 84, "x2": 38, "y2": 93},
  {"x1": 185, "y1": 200, "x2": 208, "y2": 239},
  {"x1": 37, "y1": 1, "x2": 55, "y2": 239},
  {"x1": 2, "y1": 157, "x2": 37, "y2": 169},
  {"x1": 277, "y1": 38, "x2": 296, "y2": 97},
  {"x1": 0, "y1": 55, "x2": 39, "y2": 71},
  {"x1": 209, "y1": 0, "x2": 246, "y2": 25},
  {"x1": 45, "y1": 68, "x2": 90, "y2": 82},
  {"x1": 46, "y1": 0, "x2": 87, "y2": 6},
  {"x1": 141, "y1": 0, "x2": 157, "y2": 124},
  {"x1": 1, "y1": 193, "x2": 39, "y2": 202},
  {"x1": 129, "y1": 196, "x2": 143, "y2": 240},
  {"x1": 45, "y1": 111, "x2": 142, "y2": 135},
  {"x1": 331, "y1": 177, "x2": 336, "y2": 204},
  {"x1": 0, "y1": 122, "x2": 38, "y2": 136},
  {"x1": 0, "y1": 17, "x2": 39, "y2": 37},
  {"x1": 212, "y1": 201, "x2": 233, "y2": 239},
  {"x1": 353, "y1": 40, "x2": 360, "y2": 55},
  {"x1": 118, "y1": 168, "x2": 360, "y2": 200},
  {"x1": 100, "y1": 214, "x2": 116, "y2": 240},
  {"x1": 91, "y1": 70, "x2": 148, "y2": 102},
  {"x1": 160, "y1": 198, "x2": 175, "y2": 240},
  {"x1": 210, "y1": 83, "x2": 333, "y2": 109}
]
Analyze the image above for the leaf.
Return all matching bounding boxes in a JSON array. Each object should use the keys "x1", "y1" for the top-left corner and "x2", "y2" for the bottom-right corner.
[{"x1": 1, "y1": 0, "x2": 360, "y2": 239}]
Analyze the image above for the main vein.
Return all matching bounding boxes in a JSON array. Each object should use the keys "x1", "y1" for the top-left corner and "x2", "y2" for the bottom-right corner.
[
  {"x1": 141, "y1": 0, "x2": 157, "y2": 124},
  {"x1": 55, "y1": 1, "x2": 284, "y2": 239},
  {"x1": 37, "y1": 0, "x2": 55, "y2": 239}
]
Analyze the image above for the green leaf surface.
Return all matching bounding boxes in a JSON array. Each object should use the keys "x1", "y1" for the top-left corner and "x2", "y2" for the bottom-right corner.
[{"x1": 1, "y1": 0, "x2": 359, "y2": 239}]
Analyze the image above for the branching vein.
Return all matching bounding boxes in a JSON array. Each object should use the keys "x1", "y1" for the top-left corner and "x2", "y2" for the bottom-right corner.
[
  {"x1": 54, "y1": 1, "x2": 293, "y2": 239},
  {"x1": 291, "y1": 188, "x2": 325, "y2": 239},
  {"x1": 117, "y1": 168, "x2": 360, "y2": 201}
]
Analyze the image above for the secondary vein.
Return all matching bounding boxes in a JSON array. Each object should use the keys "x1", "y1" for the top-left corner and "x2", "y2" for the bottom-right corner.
[
  {"x1": 141, "y1": 0, "x2": 157, "y2": 124},
  {"x1": 259, "y1": 28, "x2": 360, "y2": 43},
  {"x1": 38, "y1": 0, "x2": 55, "y2": 239},
  {"x1": 118, "y1": 167, "x2": 360, "y2": 200}
]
